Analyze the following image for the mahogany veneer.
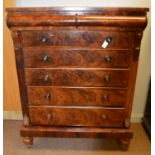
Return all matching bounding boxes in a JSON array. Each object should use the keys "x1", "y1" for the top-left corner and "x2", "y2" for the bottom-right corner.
[
  {"x1": 25, "y1": 69, "x2": 129, "y2": 87},
  {"x1": 29, "y1": 107, "x2": 125, "y2": 127},
  {"x1": 6, "y1": 7, "x2": 148, "y2": 150},
  {"x1": 21, "y1": 30, "x2": 135, "y2": 48},
  {"x1": 28, "y1": 87, "x2": 127, "y2": 107},
  {"x1": 23, "y1": 48, "x2": 131, "y2": 68}
]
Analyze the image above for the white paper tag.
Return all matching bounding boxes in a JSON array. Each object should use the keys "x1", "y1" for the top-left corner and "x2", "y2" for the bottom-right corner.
[{"x1": 102, "y1": 40, "x2": 109, "y2": 48}]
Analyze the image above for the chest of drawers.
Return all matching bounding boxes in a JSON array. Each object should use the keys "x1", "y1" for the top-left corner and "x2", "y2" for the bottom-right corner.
[{"x1": 6, "y1": 7, "x2": 148, "y2": 150}]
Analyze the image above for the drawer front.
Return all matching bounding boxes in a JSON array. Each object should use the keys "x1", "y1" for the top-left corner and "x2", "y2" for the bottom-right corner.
[
  {"x1": 29, "y1": 107, "x2": 125, "y2": 127},
  {"x1": 21, "y1": 30, "x2": 135, "y2": 48},
  {"x1": 23, "y1": 48, "x2": 131, "y2": 68},
  {"x1": 25, "y1": 69, "x2": 129, "y2": 87},
  {"x1": 28, "y1": 87, "x2": 127, "y2": 107}
]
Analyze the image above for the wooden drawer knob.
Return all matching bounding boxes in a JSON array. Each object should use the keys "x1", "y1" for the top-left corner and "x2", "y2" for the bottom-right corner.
[
  {"x1": 44, "y1": 75, "x2": 49, "y2": 81},
  {"x1": 104, "y1": 55, "x2": 112, "y2": 62},
  {"x1": 106, "y1": 36, "x2": 112, "y2": 43},
  {"x1": 44, "y1": 93, "x2": 51, "y2": 100},
  {"x1": 42, "y1": 55, "x2": 49, "y2": 62},
  {"x1": 104, "y1": 75, "x2": 110, "y2": 82},
  {"x1": 47, "y1": 113, "x2": 55, "y2": 122},
  {"x1": 41, "y1": 37, "x2": 48, "y2": 43},
  {"x1": 47, "y1": 113, "x2": 52, "y2": 121},
  {"x1": 102, "y1": 94, "x2": 108, "y2": 101},
  {"x1": 101, "y1": 114, "x2": 107, "y2": 120}
]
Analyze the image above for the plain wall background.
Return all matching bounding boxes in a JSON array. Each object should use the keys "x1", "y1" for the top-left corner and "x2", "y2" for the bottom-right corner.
[
  {"x1": 4, "y1": 0, "x2": 151, "y2": 122},
  {"x1": 4, "y1": 0, "x2": 21, "y2": 111}
]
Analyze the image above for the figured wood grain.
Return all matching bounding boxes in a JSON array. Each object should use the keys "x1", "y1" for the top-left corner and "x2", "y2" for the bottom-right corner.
[
  {"x1": 28, "y1": 87, "x2": 127, "y2": 107},
  {"x1": 29, "y1": 107, "x2": 125, "y2": 127},
  {"x1": 23, "y1": 48, "x2": 131, "y2": 68},
  {"x1": 7, "y1": 15, "x2": 147, "y2": 28},
  {"x1": 6, "y1": 7, "x2": 148, "y2": 28},
  {"x1": 21, "y1": 30, "x2": 135, "y2": 48},
  {"x1": 25, "y1": 69, "x2": 129, "y2": 87},
  {"x1": 6, "y1": 7, "x2": 148, "y2": 149}
]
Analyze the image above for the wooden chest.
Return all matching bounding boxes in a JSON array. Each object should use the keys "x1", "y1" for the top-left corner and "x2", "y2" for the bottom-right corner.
[{"x1": 6, "y1": 7, "x2": 148, "y2": 150}]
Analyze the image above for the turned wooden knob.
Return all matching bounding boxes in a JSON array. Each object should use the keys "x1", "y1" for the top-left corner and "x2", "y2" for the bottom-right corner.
[
  {"x1": 45, "y1": 93, "x2": 51, "y2": 100},
  {"x1": 41, "y1": 37, "x2": 48, "y2": 43},
  {"x1": 101, "y1": 114, "x2": 107, "y2": 120},
  {"x1": 102, "y1": 94, "x2": 108, "y2": 101},
  {"x1": 104, "y1": 55, "x2": 112, "y2": 62},
  {"x1": 47, "y1": 113, "x2": 52, "y2": 121},
  {"x1": 104, "y1": 75, "x2": 110, "y2": 82},
  {"x1": 47, "y1": 113, "x2": 55, "y2": 123},
  {"x1": 44, "y1": 75, "x2": 49, "y2": 81},
  {"x1": 106, "y1": 36, "x2": 112, "y2": 43},
  {"x1": 42, "y1": 55, "x2": 49, "y2": 62}
]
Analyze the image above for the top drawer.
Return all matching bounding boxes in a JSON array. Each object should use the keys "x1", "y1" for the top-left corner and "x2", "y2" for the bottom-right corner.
[{"x1": 21, "y1": 30, "x2": 135, "y2": 49}]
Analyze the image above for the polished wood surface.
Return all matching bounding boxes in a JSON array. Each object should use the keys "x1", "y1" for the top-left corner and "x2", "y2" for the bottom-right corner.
[
  {"x1": 23, "y1": 48, "x2": 131, "y2": 68},
  {"x1": 21, "y1": 31, "x2": 135, "y2": 48},
  {"x1": 11, "y1": 31, "x2": 29, "y2": 117},
  {"x1": 29, "y1": 107, "x2": 125, "y2": 127},
  {"x1": 20, "y1": 125, "x2": 133, "y2": 138},
  {"x1": 28, "y1": 87, "x2": 127, "y2": 107},
  {"x1": 6, "y1": 7, "x2": 148, "y2": 149},
  {"x1": 6, "y1": 7, "x2": 148, "y2": 28},
  {"x1": 25, "y1": 69, "x2": 129, "y2": 87}
]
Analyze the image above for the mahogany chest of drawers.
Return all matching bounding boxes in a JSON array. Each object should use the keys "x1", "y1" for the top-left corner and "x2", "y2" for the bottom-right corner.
[{"x1": 6, "y1": 7, "x2": 148, "y2": 150}]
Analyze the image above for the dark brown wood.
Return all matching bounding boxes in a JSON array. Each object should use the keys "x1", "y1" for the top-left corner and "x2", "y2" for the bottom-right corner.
[
  {"x1": 7, "y1": 15, "x2": 147, "y2": 28},
  {"x1": 28, "y1": 86, "x2": 127, "y2": 107},
  {"x1": 10, "y1": 26, "x2": 146, "y2": 32},
  {"x1": 124, "y1": 31, "x2": 144, "y2": 123},
  {"x1": 6, "y1": 7, "x2": 148, "y2": 28},
  {"x1": 6, "y1": 7, "x2": 148, "y2": 149},
  {"x1": 119, "y1": 138, "x2": 131, "y2": 150},
  {"x1": 25, "y1": 69, "x2": 129, "y2": 87},
  {"x1": 23, "y1": 114, "x2": 29, "y2": 127},
  {"x1": 23, "y1": 47, "x2": 131, "y2": 68},
  {"x1": 21, "y1": 30, "x2": 135, "y2": 48},
  {"x1": 11, "y1": 31, "x2": 30, "y2": 121},
  {"x1": 20, "y1": 125, "x2": 133, "y2": 138},
  {"x1": 29, "y1": 107, "x2": 125, "y2": 127}
]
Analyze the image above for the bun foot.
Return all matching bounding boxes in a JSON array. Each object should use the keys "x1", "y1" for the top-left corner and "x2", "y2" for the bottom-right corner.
[
  {"x1": 119, "y1": 138, "x2": 130, "y2": 150},
  {"x1": 23, "y1": 137, "x2": 33, "y2": 148}
]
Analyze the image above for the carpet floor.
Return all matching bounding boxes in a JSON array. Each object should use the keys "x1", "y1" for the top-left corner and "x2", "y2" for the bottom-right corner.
[{"x1": 4, "y1": 121, "x2": 150, "y2": 155}]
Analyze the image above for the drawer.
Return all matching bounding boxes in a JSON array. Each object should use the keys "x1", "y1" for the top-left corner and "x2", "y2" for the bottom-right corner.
[
  {"x1": 29, "y1": 107, "x2": 125, "y2": 127},
  {"x1": 21, "y1": 30, "x2": 135, "y2": 48},
  {"x1": 28, "y1": 87, "x2": 127, "y2": 107},
  {"x1": 25, "y1": 69, "x2": 129, "y2": 87},
  {"x1": 23, "y1": 47, "x2": 131, "y2": 68}
]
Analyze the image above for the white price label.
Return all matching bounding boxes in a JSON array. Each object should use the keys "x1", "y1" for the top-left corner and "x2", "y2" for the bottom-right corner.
[{"x1": 102, "y1": 40, "x2": 109, "y2": 48}]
